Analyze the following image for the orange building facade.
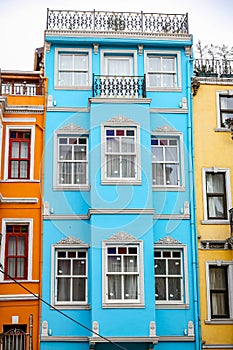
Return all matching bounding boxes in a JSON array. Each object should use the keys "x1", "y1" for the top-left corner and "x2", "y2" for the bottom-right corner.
[{"x1": 0, "y1": 69, "x2": 46, "y2": 349}]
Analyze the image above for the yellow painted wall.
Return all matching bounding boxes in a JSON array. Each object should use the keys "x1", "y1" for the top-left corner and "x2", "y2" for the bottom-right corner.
[{"x1": 193, "y1": 81, "x2": 233, "y2": 348}]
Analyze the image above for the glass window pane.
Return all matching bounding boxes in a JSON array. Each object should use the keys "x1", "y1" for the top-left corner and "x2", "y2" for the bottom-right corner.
[
  {"x1": 60, "y1": 55, "x2": 72, "y2": 69},
  {"x1": 17, "y1": 258, "x2": 25, "y2": 278},
  {"x1": 74, "y1": 55, "x2": 88, "y2": 70},
  {"x1": 122, "y1": 156, "x2": 135, "y2": 178},
  {"x1": 18, "y1": 237, "x2": 25, "y2": 255},
  {"x1": 108, "y1": 275, "x2": 121, "y2": 299},
  {"x1": 59, "y1": 72, "x2": 72, "y2": 86},
  {"x1": 58, "y1": 260, "x2": 71, "y2": 275},
  {"x1": 74, "y1": 145, "x2": 86, "y2": 160},
  {"x1": 162, "y1": 58, "x2": 175, "y2": 71},
  {"x1": 124, "y1": 256, "x2": 137, "y2": 272},
  {"x1": 153, "y1": 164, "x2": 164, "y2": 185},
  {"x1": 73, "y1": 278, "x2": 85, "y2": 301},
  {"x1": 207, "y1": 173, "x2": 225, "y2": 193},
  {"x1": 155, "y1": 277, "x2": 166, "y2": 300},
  {"x1": 19, "y1": 161, "x2": 28, "y2": 178},
  {"x1": 208, "y1": 197, "x2": 224, "y2": 218},
  {"x1": 11, "y1": 142, "x2": 19, "y2": 157},
  {"x1": 59, "y1": 163, "x2": 72, "y2": 184},
  {"x1": 168, "y1": 277, "x2": 181, "y2": 300},
  {"x1": 106, "y1": 155, "x2": 120, "y2": 177},
  {"x1": 155, "y1": 259, "x2": 166, "y2": 275},
  {"x1": 57, "y1": 278, "x2": 70, "y2": 301},
  {"x1": 108, "y1": 256, "x2": 121, "y2": 272},
  {"x1": 21, "y1": 142, "x2": 28, "y2": 158},
  {"x1": 168, "y1": 259, "x2": 181, "y2": 275},
  {"x1": 74, "y1": 72, "x2": 88, "y2": 86},
  {"x1": 165, "y1": 147, "x2": 177, "y2": 161},
  {"x1": 8, "y1": 237, "x2": 16, "y2": 254},
  {"x1": 148, "y1": 57, "x2": 160, "y2": 71},
  {"x1": 124, "y1": 275, "x2": 138, "y2": 299},
  {"x1": 165, "y1": 164, "x2": 178, "y2": 185},
  {"x1": 122, "y1": 137, "x2": 135, "y2": 153},
  {"x1": 74, "y1": 163, "x2": 87, "y2": 184},
  {"x1": 73, "y1": 259, "x2": 86, "y2": 275}
]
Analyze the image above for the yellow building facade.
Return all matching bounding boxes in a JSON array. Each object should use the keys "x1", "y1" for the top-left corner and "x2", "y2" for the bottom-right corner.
[
  {"x1": 192, "y1": 74, "x2": 233, "y2": 350},
  {"x1": 0, "y1": 70, "x2": 46, "y2": 349}
]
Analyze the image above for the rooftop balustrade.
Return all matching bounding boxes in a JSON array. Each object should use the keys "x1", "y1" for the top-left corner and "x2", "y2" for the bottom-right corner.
[
  {"x1": 46, "y1": 9, "x2": 189, "y2": 35},
  {"x1": 194, "y1": 59, "x2": 233, "y2": 78}
]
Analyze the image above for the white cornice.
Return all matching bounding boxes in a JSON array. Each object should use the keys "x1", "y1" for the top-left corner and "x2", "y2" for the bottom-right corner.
[
  {"x1": 4, "y1": 106, "x2": 44, "y2": 114},
  {"x1": 47, "y1": 106, "x2": 89, "y2": 112},
  {"x1": 90, "y1": 336, "x2": 159, "y2": 344},
  {"x1": 41, "y1": 336, "x2": 89, "y2": 342},
  {"x1": 154, "y1": 214, "x2": 190, "y2": 220},
  {"x1": 89, "y1": 98, "x2": 151, "y2": 104},
  {"x1": 0, "y1": 193, "x2": 38, "y2": 203},
  {"x1": 0, "y1": 294, "x2": 38, "y2": 301}
]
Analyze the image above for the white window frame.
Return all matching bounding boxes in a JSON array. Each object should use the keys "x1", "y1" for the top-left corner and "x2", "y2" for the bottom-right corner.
[
  {"x1": 101, "y1": 120, "x2": 141, "y2": 185},
  {"x1": 216, "y1": 90, "x2": 233, "y2": 129},
  {"x1": 206, "y1": 261, "x2": 233, "y2": 321},
  {"x1": 154, "y1": 244, "x2": 189, "y2": 308},
  {"x1": 0, "y1": 218, "x2": 33, "y2": 282},
  {"x1": 53, "y1": 128, "x2": 89, "y2": 191},
  {"x1": 51, "y1": 244, "x2": 88, "y2": 307},
  {"x1": 144, "y1": 50, "x2": 181, "y2": 91},
  {"x1": 54, "y1": 48, "x2": 92, "y2": 90},
  {"x1": 151, "y1": 131, "x2": 185, "y2": 191},
  {"x1": 100, "y1": 50, "x2": 137, "y2": 76},
  {"x1": 202, "y1": 168, "x2": 232, "y2": 224},
  {"x1": 3, "y1": 126, "x2": 35, "y2": 181},
  {"x1": 102, "y1": 237, "x2": 144, "y2": 308}
]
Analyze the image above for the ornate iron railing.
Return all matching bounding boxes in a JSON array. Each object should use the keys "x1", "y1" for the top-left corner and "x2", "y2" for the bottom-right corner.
[
  {"x1": 194, "y1": 59, "x2": 233, "y2": 77},
  {"x1": 93, "y1": 75, "x2": 146, "y2": 98},
  {"x1": 46, "y1": 9, "x2": 189, "y2": 34},
  {"x1": 1, "y1": 81, "x2": 44, "y2": 96}
]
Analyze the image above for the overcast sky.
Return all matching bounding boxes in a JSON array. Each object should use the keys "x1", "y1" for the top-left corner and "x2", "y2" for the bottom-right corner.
[{"x1": 0, "y1": 0, "x2": 231, "y2": 71}]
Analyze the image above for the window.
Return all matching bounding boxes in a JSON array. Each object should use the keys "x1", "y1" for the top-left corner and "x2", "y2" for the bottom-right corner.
[
  {"x1": 4, "y1": 126, "x2": 35, "y2": 181},
  {"x1": 154, "y1": 249, "x2": 183, "y2": 302},
  {"x1": 207, "y1": 262, "x2": 233, "y2": 320},
  {"x1": 203, "y1": 168, "x2": 231, "y2": 222},
  {"x1": 0, "y1": 219, "x2": 33, "y2": 282},
  {"x1": 8, "y1": 131, "x2": 31, "y2": 179},
  {"x1": 104, "y1": 56, "x2": 133, "y2": 76},
  {"x1": 55, "y1": 48, "x2": 92, "y2": 88},
  {"x1": 57, "y1": 136, "x2": 88, "y2": 186},
  {"x1": 55, "y1": 248, "x2": 87, "y2": 305},
  {"x1": 4, "y1": 224, "x2": 29, "y2": 280},
  {"x1": 145, "y1": 51, "x2": 181, "y2": 90},
  {"x1": 151, "y1": 132, "x2": 185, "y2": 190},
  {"x1": 219, "y1": 91, "x2": 233, "y2": 128},
  {"x1": 206, "y1": 172, "x2": 227, "y2": 220},
  {"x1": 102, "y1": 233, "x2": 144, "y2": 306},
  {"x1": 154, "y1": 239, "x2": 189, "y2": 307}
]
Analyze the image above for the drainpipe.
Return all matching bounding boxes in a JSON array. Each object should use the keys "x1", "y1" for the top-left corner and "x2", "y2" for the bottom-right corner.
[
  {"x1": 29, "y1": 314, "x2": 33, "y2": 350},
  {"x1": 187, "y1": 52, "x2": 202, "y2": 350}
]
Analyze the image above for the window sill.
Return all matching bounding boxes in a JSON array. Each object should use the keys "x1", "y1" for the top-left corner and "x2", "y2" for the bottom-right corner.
[
  {"x1": 54, "y1": 86, "x2": 92, "y2": 91},
  {"x1": 1, "y1": 179, "x2": 40, "y2": 183},
  {"x1": 102, "y1": 302, "x2": 145, "y2": 308},
  {"x1": 214, "y1": 127, "x2": 230, "y2": 132},
  {"x1": 205, "y1": 319, "x2": 233, "y2": 325},
  {"x1": 101, "y1": 179, "x2": 141, "y2": 186},
  {"x1": 53, "y1": 185, "x2": 90, "y2": 191},
  {"x1": 147, "y1": 87, "x2": 182, "y2": 92},
  {"x1": 152, "y1": 186, "x2": 185, "y2": 192},
  {"x1": 201, "y1": 220, "x2": 229, "y2": 225},
  {"x1": 51, "y1": 304, "x2": 90, "y2": 310},
  {"x1": 156, "y1": 303, "x2": 189, "y2": 309}
]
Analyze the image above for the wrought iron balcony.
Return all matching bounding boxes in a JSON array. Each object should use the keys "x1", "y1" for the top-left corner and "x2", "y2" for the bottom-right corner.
[
  {"x1": 194, "y1": 59, "x2": 233, "y2": 78},
  {"x1": 93, "y1": 75, "x2": 146, "y2": 98},
  {"x1": 46, "y1": 9, "x2": 189, "y2": 35}
]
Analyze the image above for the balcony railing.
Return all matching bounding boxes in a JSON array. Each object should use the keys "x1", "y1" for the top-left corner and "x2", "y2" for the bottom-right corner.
[
  {"x1": 1, "y1": 81, "x2": 44, "y2": 96},
  {"x1": 46, "y1": 9, "x2": 189, "y2": 35},
  {"x1": 93, "y1": 75, "x2": 146, "y2": 98},
  {"x1": 194, "y1": 59, "x2": 233, "y2": 77}
]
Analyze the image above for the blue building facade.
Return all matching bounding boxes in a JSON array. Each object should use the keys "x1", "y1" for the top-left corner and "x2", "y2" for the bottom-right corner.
[{"x1": 41, "y1": 9, "x2": 200, "y2": 350}]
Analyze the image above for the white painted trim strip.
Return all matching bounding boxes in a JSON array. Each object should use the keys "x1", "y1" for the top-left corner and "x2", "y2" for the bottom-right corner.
[
  {"x1": 0, "y1": 294, "x2": 38, "y2": 301},
  {"x1": 0, "y1": 194, "x2": 38, "y2": 203}
]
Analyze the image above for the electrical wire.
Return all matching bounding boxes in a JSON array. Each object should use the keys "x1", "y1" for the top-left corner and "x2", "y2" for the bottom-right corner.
[{"x1": 0, "y1": 265, "x2": 127, "y2": 350}]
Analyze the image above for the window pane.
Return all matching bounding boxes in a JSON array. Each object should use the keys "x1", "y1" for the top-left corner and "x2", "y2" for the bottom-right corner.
[
  {"x1": 73, "y1": 278, "x2": 86, "y2": 301},
  {"x1": 122, "y1": 156, "x2": 135, "y2": 178},
  {"x1": 60, "y1": 55, "x2": 72, "y2": 69},
  {"x1": 155, "y1": 277, "x2": 166, "y2": 300},
  {"x1": 74, "y1": 55, "x2": 88, "y2": 70},
  {"x1": 106, "y1": 155, "x2": 120, "y2": 177},
  {"x1": 148, "y1": 57, "x2": 160, "y2": 71},
  {"x1": 108, "y1": 256, "x2": 121, "y2": 272},
  {"x1": 74, "y1": 72, "x2": 88, "y2": 86},
  {"x1": 124, "y1": 275, "x2": 138, "y2": 299},
  {"x1": 59, "y1": 145, "x2": 72, "y2": 160},
  {"x1": 57, "y1": 278, "x2": 70, "y2": 301},
  {"x1": 58, "y1": 260, "x2": 70, "y2": 275},
  {"x1": 168, "y1": 259, "x2": 181, "y2": 275},
  {"x1": 124, "y1": 256, "x2": 137, "y2": 272},
  {"x1": 162, "y1": 58, "x2": 175, "y2": 71},
  {"x1": 8, "y1": 237, "x2": 16, "y2": 255},
  {"x1": 74, "y1": 163, "x2": 87, "y2": 184},
  {"x1": 106, "y1": 138, "x2": 119, "y2": 153},
  {"x1": 18, "y1": 237, "x2": 25, "y2": 255},
  {"x1": 19, "y1": 161, "x2": 28, "y2": 178},
  {"x1": 11, "y1": 142, "x2": 19, "y2": 157},
  {"x1": 20, "y1": 142, "x2": 28, "y2": 158},
  {"x1": 207, "y1": 173, "x2": 225, "y2": 193},
  {"x1": 59, "y1": 72, "x2": 72, "y2": 86},
  {"x1": 155, "y1": 259, "x2": 166, "y2": 275},
  {"x1": 74, "y1": 145, "x2": 86, "y2": 160},
  {"x1": 59, "y1": 163, "x2": 72, "y2": 184},
  {"x1": 152, "y1": 164, "x2": 164, "y2": 185},
  {"x1": 17, "y1": 258, "x2": 25, "y2": 278},
  {"x1": 122, "y1": 137, "x2": 135, "y2": 153},
  {"x1": 168, "y1": 277, "x2": 181, "y2": 300},
  {"x1": 108, "y1": 275, "x2": 121, "y2": 299},
  {"x1": 165, "y1": 164, "x2": 178, "y2": 185},
  {"x1": 73, "y1": 259, "x2": 86, "y2": 275},
  {"x1": 208, "y1": 197, "x2": 225, "y2": 218},
  {"x1": 165, "y1": 147, "x2": 177, "y2": 161}
]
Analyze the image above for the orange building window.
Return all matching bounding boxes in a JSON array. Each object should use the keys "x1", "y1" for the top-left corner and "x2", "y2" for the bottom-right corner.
[
  {"x1": 4, "y1": 225, "x2": 29, "y2": 280},
  {"x1": 8, "y1": 131, "x2": 31, "y2": 179}
]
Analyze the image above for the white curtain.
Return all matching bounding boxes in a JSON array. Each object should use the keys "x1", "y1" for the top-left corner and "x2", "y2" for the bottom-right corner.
[
  {"x1": 207, "y1": 173, "x2": 225, "y2": 218},
  {"x1": 210, "y1": 267, "x2": 228, "y2": 317},
  {"x1": 7, "y1": 236, "x2": 25, "y2": 278}
]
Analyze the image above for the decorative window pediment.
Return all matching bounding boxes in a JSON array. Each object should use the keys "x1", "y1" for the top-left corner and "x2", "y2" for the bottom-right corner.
[
  {"x1": 56, "y1": 236, "x2": 87, "y2": 246},
  {"x1": 105, "y1": 231, "x2": 138, "y2": 242},
  {"x1": 155, "y1": 236, "x2": 182, "y2": 245},
  {"x1": 56, "y1": 124, "x2": 89, "y2": 135}
]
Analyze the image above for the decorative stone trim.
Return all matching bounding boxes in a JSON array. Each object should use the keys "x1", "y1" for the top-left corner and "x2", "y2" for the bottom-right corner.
[
  {"x1": 56, "y1": 123, "x2": 89, "y2": 134},
  {"x1": 56, "y1": 236, "x2": 86, "y2": 245},
  {"x1": 106, "y1": 231, "x2": 137, "y2": 242},
  {"x1": 155, "y1": 236, "x2": 182, "y2": 245}
]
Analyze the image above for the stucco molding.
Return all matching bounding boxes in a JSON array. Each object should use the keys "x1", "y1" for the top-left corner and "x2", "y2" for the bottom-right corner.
[
  {"x1": 56, "y1": 123, "x2": 89, "y2": 134},
  {"x1": 0, "y1": 193, "x2": 38, "y2": 204},
  {"x1": 106, "y1": 231, "x2": 137, "y2": 242},
  {"x1": 155, "y1": 236, "x2": 182, "y2": 245},
  {"x1": 56, "y1": 236, "x2": 86, "y2": 246}
]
